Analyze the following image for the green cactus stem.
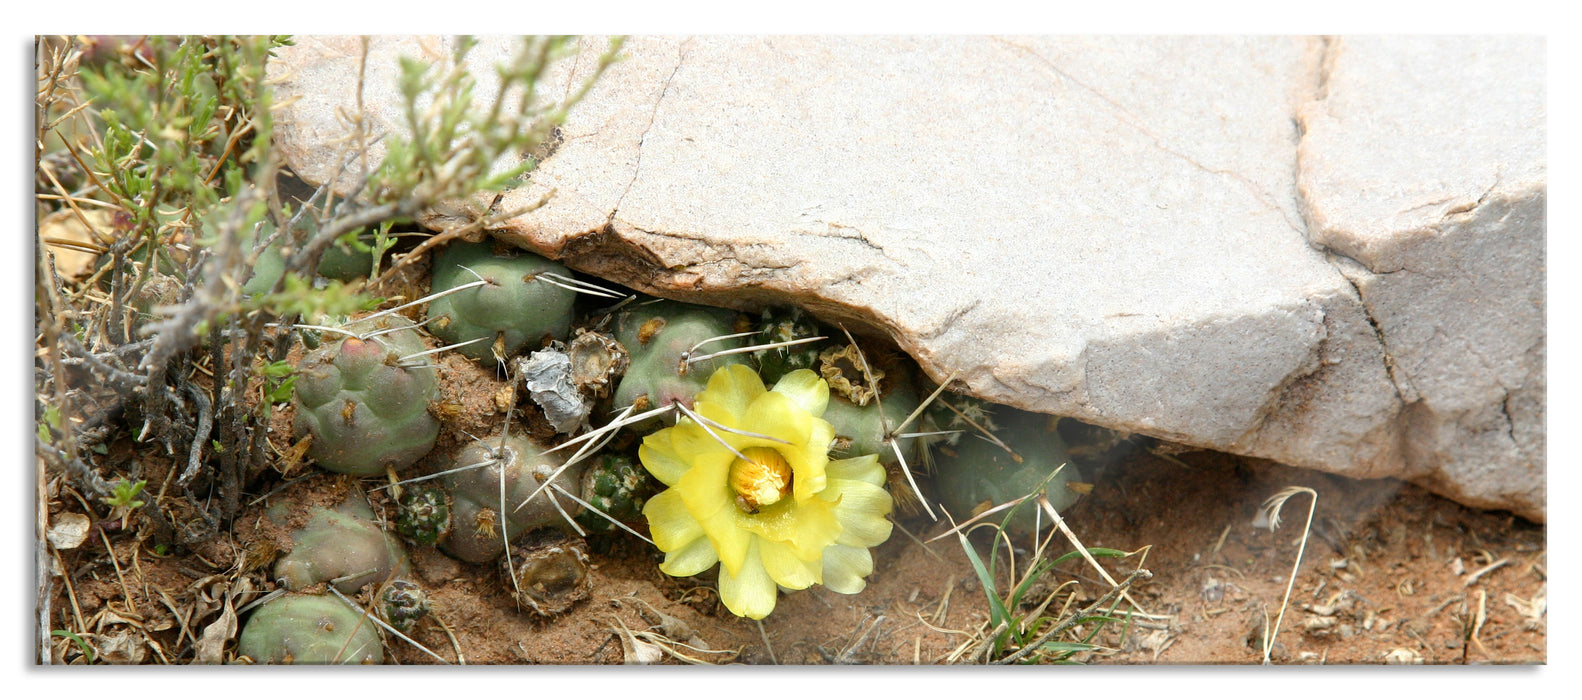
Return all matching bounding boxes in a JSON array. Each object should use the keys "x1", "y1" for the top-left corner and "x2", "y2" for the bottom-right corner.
[
  {"x1": 611, "y1": 300, "x2": 746, "y2": 426},
  {"x1": 271, "y1": 491, "x2": 411, "y2": 594},
  {"x1": 815, "y1": 342, "x2": 924, "y2": 469},
  {"x1": 823, "y1": 378, "x2": 922, "y2": 468},
  {"x1": 234, "y1": 215, "x2": 375, "y2": 297},
  {"x1": 751, "y1": 306, "x2": 826, "y2": 386},
  {"x1": 573, "y1": 452, "x2": 658, "y2": 533},
  {"x1": 426, "y1": 240, "x2": 576, "y2": 362},
  {"x1": 237, "y1": 593, "x2": 383, "y2": 664},
  {"x1": 930, "y1": 406, "x2": 1084, "y2": 538},
  {"x1": 377, "y1": 579, "x2": 429, "y2": 634},
  {"x1": 439, "y1": 433, "x2": 587, "y2": 564},
  {"x1": 394, "y1": 484, "x2": 452, "y2": 547},
  {"x1": 292, "y1": 316, "x2": 440, "y2": 477}
]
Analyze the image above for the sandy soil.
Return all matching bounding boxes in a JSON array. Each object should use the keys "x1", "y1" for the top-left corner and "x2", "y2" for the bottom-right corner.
[{"x1": 40, "y1": 350, "x2": 1546, "y2": 665}]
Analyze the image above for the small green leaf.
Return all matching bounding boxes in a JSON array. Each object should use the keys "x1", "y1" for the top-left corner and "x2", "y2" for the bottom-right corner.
[
  {"x1": 257, "y1": 360, "x2": 294, "y2": 378},
  {"x1": 103, "y1": 479, "x2": 147, "y2": 510},
  {"x1": 266, "y1": 376, "x2": 296, "y2": 404}
]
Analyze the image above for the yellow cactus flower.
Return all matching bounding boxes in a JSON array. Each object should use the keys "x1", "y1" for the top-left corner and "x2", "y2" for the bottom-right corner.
[{"x1": 640, "y1": 364, "x2": 894, "y2": 619}]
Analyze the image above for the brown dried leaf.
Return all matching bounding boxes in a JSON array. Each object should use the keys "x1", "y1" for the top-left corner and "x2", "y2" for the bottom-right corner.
[
  {"x1": 46, "y1": 512, "x2": 91, "y2": 549},
  {"x1": 193, "y1": 593, "x2": 237, "y2": 665}
]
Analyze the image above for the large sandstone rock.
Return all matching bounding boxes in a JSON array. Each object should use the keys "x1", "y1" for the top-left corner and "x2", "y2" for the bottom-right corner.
[
  {"x1": 1295, "y1": 37, "x2": 1545, "y2": 517},
  {"x1": 267, "y1": 36, "x2": 1545, "y2": 521}
]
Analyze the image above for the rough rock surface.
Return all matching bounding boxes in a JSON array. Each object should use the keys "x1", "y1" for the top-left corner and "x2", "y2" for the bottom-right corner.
[
  {"x1": 1295, "y1": 37, "x2": 1546, "y2": 517},
  {"x1": 267, "y1": 36, "x2": 1546, "y2": 520}
]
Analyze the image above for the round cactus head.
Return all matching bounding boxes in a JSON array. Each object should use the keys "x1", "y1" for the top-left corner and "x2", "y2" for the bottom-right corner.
[
  {"x1": 751, "y1": 306, "x2": 826, "y2": 386},
  {"x1": 574, "y1": 452, "x2": 658, "y2": 533},
  {"x1": 822, "y1": 378, "x2": 922, "y2": 467},
  {"x1": 271, "y1": 491, "x2": 411, "y2": 594},
  {"x1": 612, "y1": 300, "x2": 746, "y2": 425},
  {"x1": 426, "y1": 240, "x2": 577, "y2": 362},
  {"x1": 807, "y1": 339, "x2": 925, "y2": 468},
  {"x1": 237, "y1": 593, "x2": 383, "y2": 664},
  {"x1": 377, "y1": 579, "x2": 430, "y2": 634},
  {"x1": 234, "y1": 214, "x2": 376, "y2": 297},
  {"x1": 395, "y1": 484, "x2": 452, "y2": 547},
  {"x1": 439, "y1": 432, "x2": 587, "y2": 563},
  {"x1": 292, "y1": 316, "x2": 440, "y2": 476},
  {"x1": 930, "y1": 406, "x2": 1084, "y2": 538}
]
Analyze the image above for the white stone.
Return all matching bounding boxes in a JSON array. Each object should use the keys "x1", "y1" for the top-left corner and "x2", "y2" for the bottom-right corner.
[
  {"x1": 1296, "y1": 36, "x2": 1545, "y2": 517},
  {"x1": 268, "y1": 36, "x2": 1545, "y2": 520}
]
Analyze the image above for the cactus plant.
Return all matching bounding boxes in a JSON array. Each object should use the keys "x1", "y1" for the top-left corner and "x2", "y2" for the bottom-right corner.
[
  {"x1": 440, "y1": 432, "x2": 587, "y2": 563},
  {"x1": 377, "y1": 579, "x2": 429, "y2": 634},
  {"x1": 426, "y1": 240, "x2": 576, "y2": 362},
  {"x1": 751, "y1": 306, "x2": 825, "y2": 386},
  {"x1": 814, "y1": 342, "x2": 924, "y2": 466},
  {"x1": 930, "y1": 406, "x2": 1084, "y2": 538},
  {"x1": 612, "y1": 300, "x2": 746, "y2": 424},
  {"x1": 823, "y1": 380, "x2": 921, "y2": 465},
  {"x1": 394, "y1": 483, "x2": 451, "y2": 547},
  {"x1": 574, "y1": 452, "x2": 658, "y2": 533},
  {"x1": 237, "y1": 593, "x2": 382, "y2": 664},
  {"x1": 292, "y1": 316, "x2": 440, "y2": 477},
  {"x1": 271, "y1": 491, "x2": 411, "y2": 594},
  {"x1": 234, "y1": 214, "x2": 376, "y2": 297}
]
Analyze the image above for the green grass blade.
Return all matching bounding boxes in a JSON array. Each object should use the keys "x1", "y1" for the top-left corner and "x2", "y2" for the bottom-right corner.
[
  {"x1": 957, "y1": 531, "x2": 1010, "y2": 630},
  {"x1": 1048, "y1": 546, "x2": 1129, "y2": 567}
]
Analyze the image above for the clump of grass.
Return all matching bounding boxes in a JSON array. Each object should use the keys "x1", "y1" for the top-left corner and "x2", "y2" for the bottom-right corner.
[{"x1": 942, "y1": 480, "x2": 1149, "y2": 664}]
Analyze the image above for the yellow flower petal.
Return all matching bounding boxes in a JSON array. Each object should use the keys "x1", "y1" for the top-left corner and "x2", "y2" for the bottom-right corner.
[
  {"x1": 771, "y1": 369, "x2": 829, "y2": 418},
  {"x1": 675, "y1": 452, "x2": 751, "y2": 574},
  {"x1": 825, "y1": 454, "x2": 885, "y2": 487},
  {"x1": 741, "y1": 390, "x2": 812, "y2": 449},
  {"x1": 718, "y1": 538, "x2": 778, "y2": 619},
  {"x1": 828, "y1": 479, "x2": 894, "y2": 548},
  {"x1": 737, "y1": 495, "x2": 842, "y2": 563},
  {"x1": 695, "y1": 364, "x2": 764, "y2": 422},
  {"x1": 756, "y1": 538, "x2": 818, "y2": 591},
  {"x1": 670, "y1": 417, "x2": 739, "y2": 461},
  {"x1": 638, "y1": 432, "x2": 693, "y2": 487},
  {"x1": 820, "y1": 543, "x2": 874, "y2": 595},
  {"x1": 659, "y1": 534, "x2": 719, "y2": 577},
  {"x1": 790, "y1": 417, "x2": 834, "y2": 502},
  {"x1": 642, "y1": 488, "x2": 703, "y2": 551}
]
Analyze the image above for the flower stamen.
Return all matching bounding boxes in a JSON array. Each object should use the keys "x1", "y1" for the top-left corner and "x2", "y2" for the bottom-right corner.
[{"x1": 729, "y1": 447, "x2": 792, "y2": 513}]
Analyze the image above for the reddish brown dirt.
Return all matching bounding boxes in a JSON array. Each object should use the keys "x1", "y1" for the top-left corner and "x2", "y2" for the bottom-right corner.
[{"x1": 42, "y1": 388, "x2": 1546, "y2": 665}]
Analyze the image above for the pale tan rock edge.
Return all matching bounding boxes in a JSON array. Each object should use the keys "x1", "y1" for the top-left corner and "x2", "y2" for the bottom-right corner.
[{"x1": 267, "y1": 36, "x2": 1545, "y2": 521}]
